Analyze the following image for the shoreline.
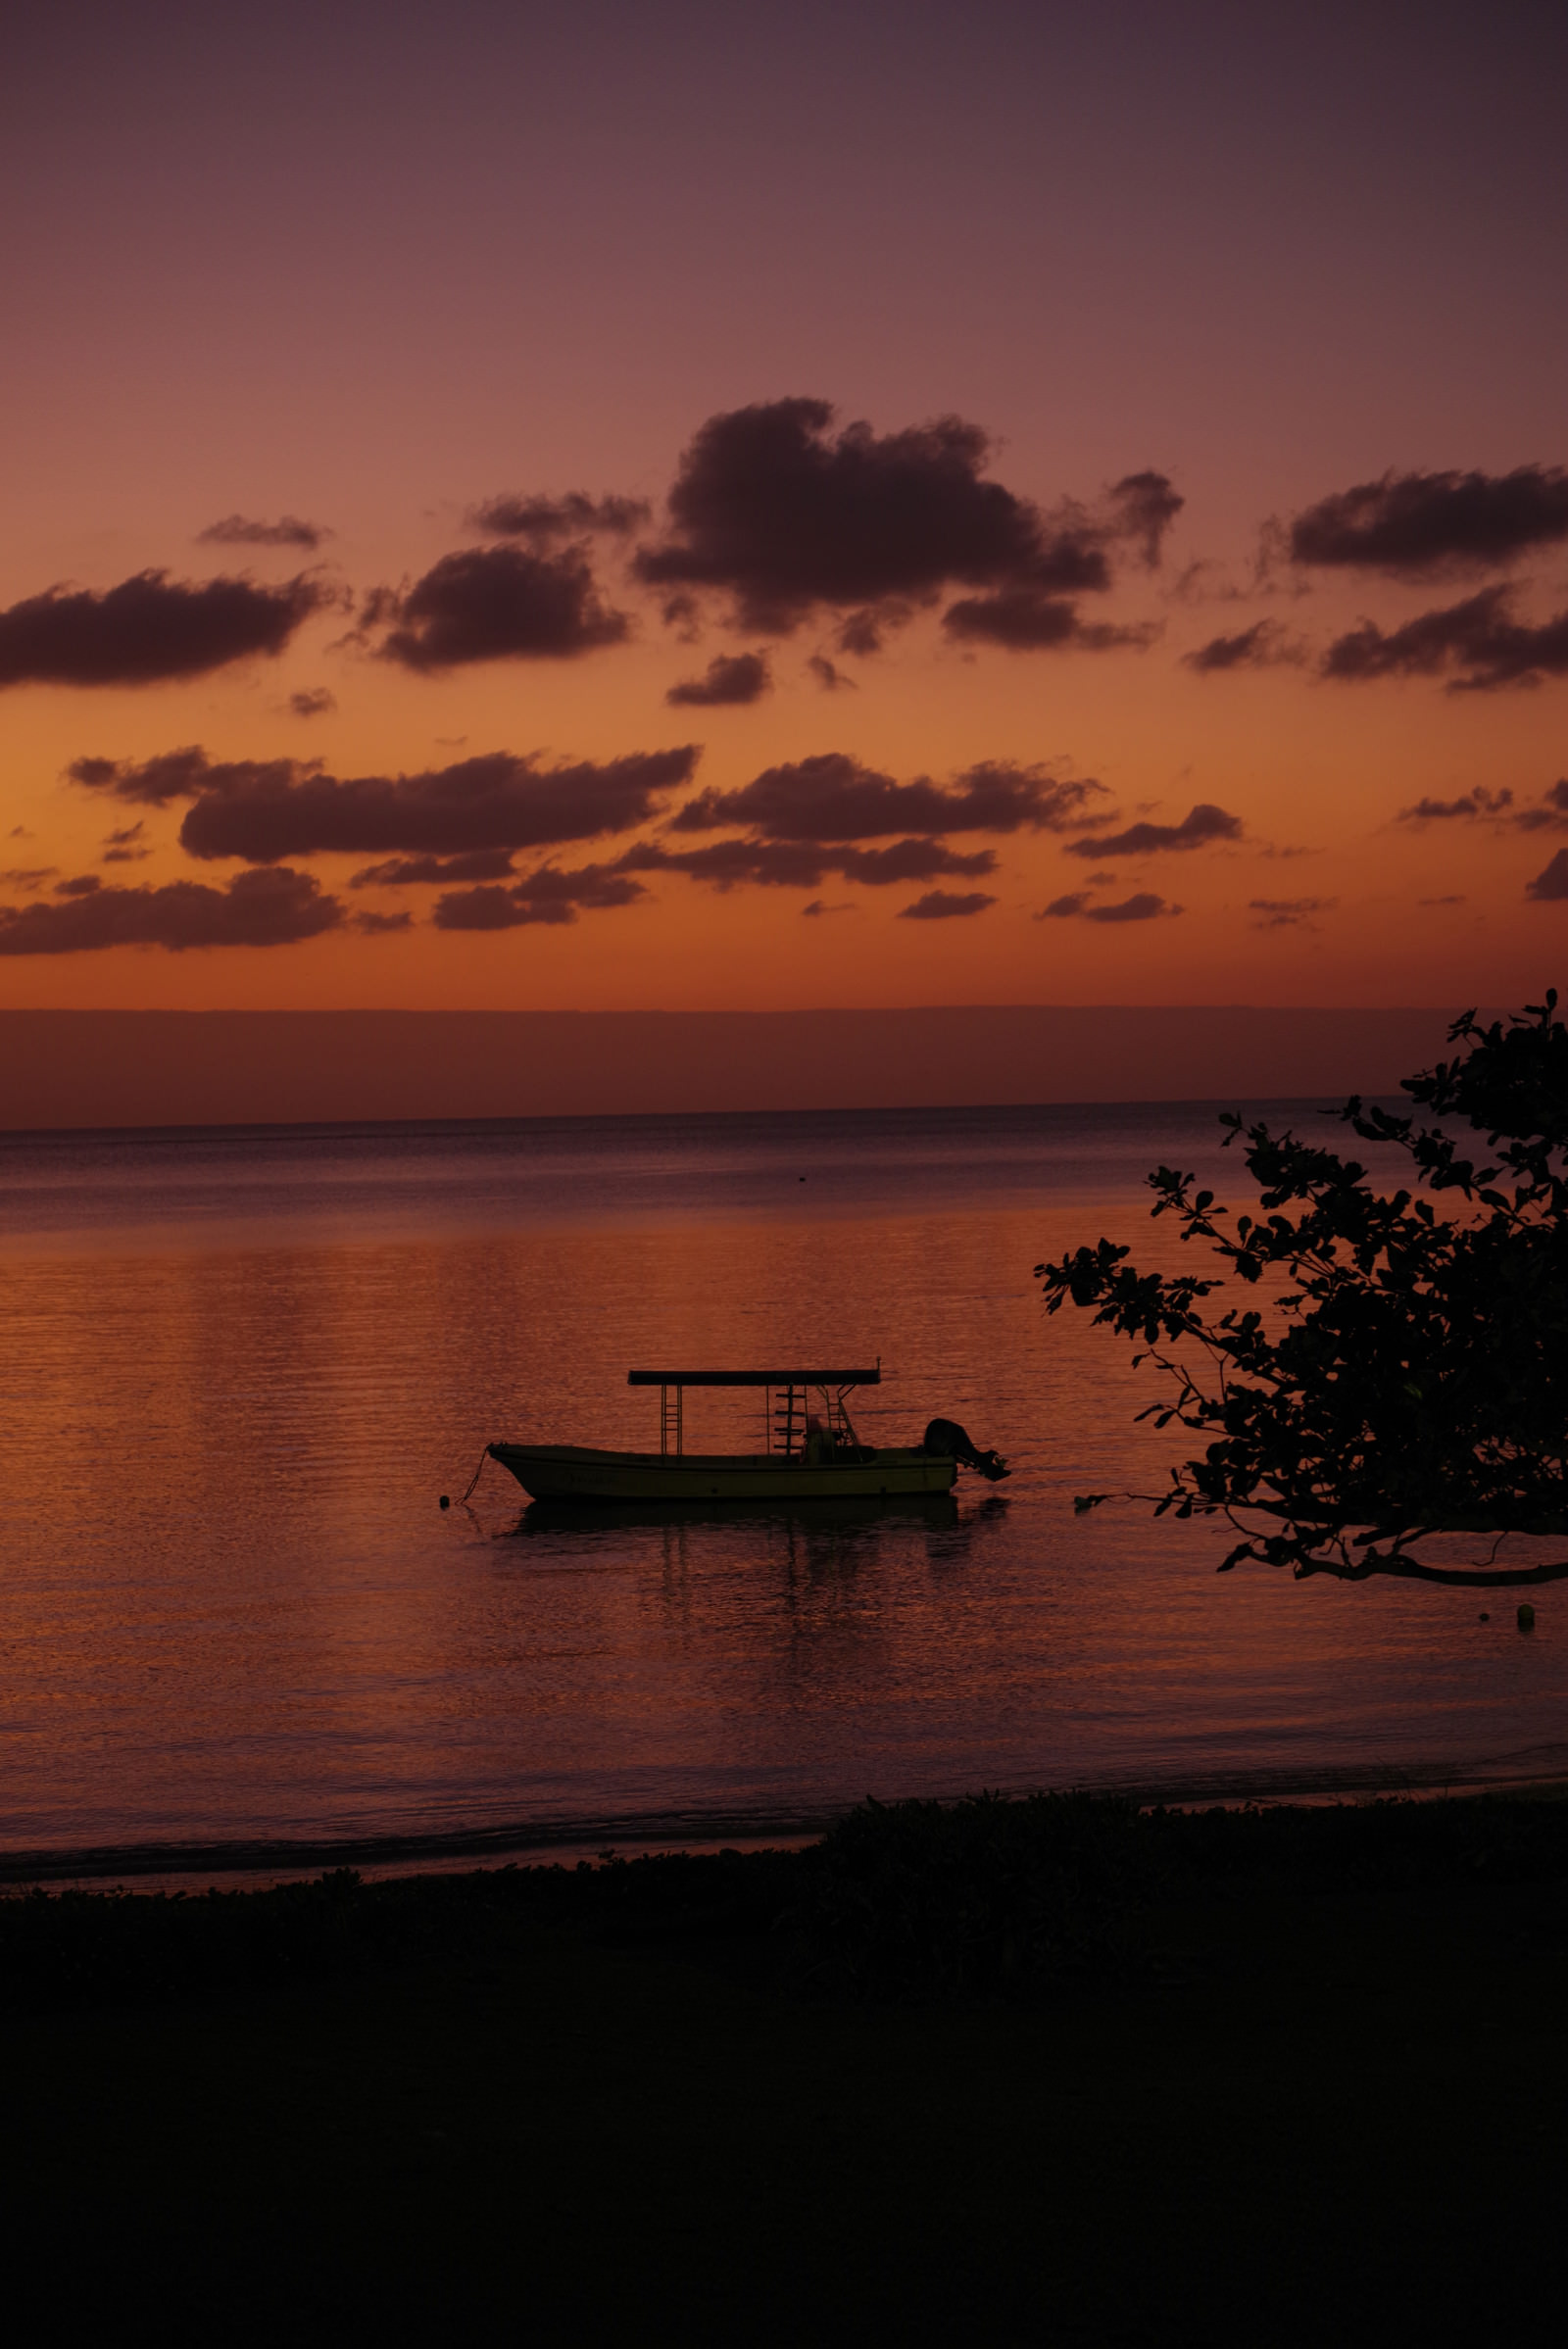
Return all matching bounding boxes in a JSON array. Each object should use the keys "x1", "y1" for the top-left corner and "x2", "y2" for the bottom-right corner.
[{"x1": 10, "y1": 1753, "x2": 1568, "y2": 1890}]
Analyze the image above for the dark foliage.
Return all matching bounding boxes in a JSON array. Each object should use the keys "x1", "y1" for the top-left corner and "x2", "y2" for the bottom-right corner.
[
  {"x1": 789, "y1": 1793, "x2": 1154, "y2": 1996},
  {"x1": 7, "y1": 1794, "x2": 1568, "y2": 2016},
  {"x1": 1038, "y1": 995, "x2": 1568, "y2": 1586}
]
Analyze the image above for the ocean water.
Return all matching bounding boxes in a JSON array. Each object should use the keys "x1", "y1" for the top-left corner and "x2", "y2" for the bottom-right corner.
[{"x1": 0, "y1": 1101, "x2": 1563, "y2": 1874}]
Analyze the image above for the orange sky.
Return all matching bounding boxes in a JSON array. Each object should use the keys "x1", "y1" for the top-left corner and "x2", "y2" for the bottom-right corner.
[{"x1": 3, "y1": 1, "x2": 1565, "y2": 1016}]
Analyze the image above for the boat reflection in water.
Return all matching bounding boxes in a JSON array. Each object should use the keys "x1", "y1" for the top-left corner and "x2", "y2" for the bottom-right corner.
[{"x1": 511, "y1": 1490, "x2": 966, "y2": 1537}]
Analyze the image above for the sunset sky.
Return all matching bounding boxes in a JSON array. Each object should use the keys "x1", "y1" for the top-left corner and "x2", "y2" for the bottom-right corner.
[{"x1": 3, "y1": 0, "x2": 1566, "y2": 1013}]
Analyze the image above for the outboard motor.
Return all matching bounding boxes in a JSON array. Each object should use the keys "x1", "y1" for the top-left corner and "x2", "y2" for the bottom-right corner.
[{"x1": 922, "y1": 1417, "x2": 1010, "y2": 1481}]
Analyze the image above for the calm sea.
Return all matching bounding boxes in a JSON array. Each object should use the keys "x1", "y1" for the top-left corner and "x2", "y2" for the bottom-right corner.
[{"x1": 1, "y1": 1101, "x2": 1562, "y2": 1876}]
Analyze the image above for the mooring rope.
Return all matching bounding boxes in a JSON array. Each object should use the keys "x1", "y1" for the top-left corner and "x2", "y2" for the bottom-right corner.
[{"x1": 459, "y1": 1447, "x2": 489, "y2": 1505}]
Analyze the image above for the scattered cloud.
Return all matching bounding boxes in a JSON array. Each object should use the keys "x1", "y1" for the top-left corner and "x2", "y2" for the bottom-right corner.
[
  {"x1": 0, "y1": 867, "x2": 341, "y2": 954},
  {"x1": 808, "y1": 655, "x2": 855, "y2": 690},
  {"x1": 467, "y1": 492, "x2": 649, "y2": 541},
  {"x1": 373, "y1": 546, "x2": 630, "y2": 670},
  {"x1": 621, "y1": 836, "x2": 996, "y2": 893},
  {"x1": 1107, "y1": 472, "x2": 1185, "y2": 567},
  {"x1": 431, "y1": 860, "x2": 648, "y2": 931},
  {"x1": 1183, "y1": 619, "x2": 1299, "y2": 673},
  {"x1": 101, "y1": 819, "x2": 150, "y2": 865},
  {"x1": 1396, "y1": 779, "x2": 1568, "y2": 831},
  {"x1": 352, "y1": 908, "x2": 413, "y2": 934},
  {"x1": 1064, "y1": 802, "x2": 1241, "y2": 859},
  {"x1": 1516, "y1": 778, "x2": 1568, "y2": 832},
  {"x1": 0, "y1": 866, "x2": 57, "y2": 890},
  {"x1": 942, "y1": 591, "x2": 1154, "y2": 654},
  {"x1": 1419, "y1": 895, "x2": 1467, "y2": 906},
  {"x1": 1322, "y1": 585, "x2": 1568, "y2": 691},
  {"x1": 68, "y1": 744, "x2": 698, "y2": 863},
  {"x1": 671, "y1": 753, "x2": 1109, "y2": 841},
  {"x1": 1526, "y1": 849, "x2": 1568, "y2": 903},
  {"x1": 1397, "y1": 786, "x2": 1514, "y2": 822},
  {"x1": 1250, "y1": 897, "x2": 1336, "y2": 929},
  {"x1": 896, "y1": 889, "x2": 997, "y2": 920},
  {"x1": 665, "y1": 652, "x2": 771, "y2": 707},
  {"x1": 350, "y1": 850, "x2": 518, "y2": 888},
  {"x1": 289, "y1": 687, "x2": 336, "y2": 718},
  {"x1": 801, "y1": 898, "x2": 854, "y2": 916},
  {"x1": 198, "y1": 514, "x2": 331, "y2": 551},
  {"x1": 0, "y1": 571, "x2": 328, "y2": 689},
  {"x1": 633, "y1": 397, "x2": 1178, "y2": 643},
  {"x1": 1289, "y1": 466, "x2": 1568, "y2": 578},
  {"x1": 1038, "y1": 891, "x2": 1177, "y2": 923}
]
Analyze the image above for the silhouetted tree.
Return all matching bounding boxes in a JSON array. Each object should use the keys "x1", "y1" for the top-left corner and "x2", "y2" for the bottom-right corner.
[{"x1": 1038, "y1": 994, "x2": 1568, "y2": 1587}]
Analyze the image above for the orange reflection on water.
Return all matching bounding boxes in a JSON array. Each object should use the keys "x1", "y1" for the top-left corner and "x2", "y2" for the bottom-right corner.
[{"x1": 0, "y1": 1111, "x2": 1563, "y2": 1863}]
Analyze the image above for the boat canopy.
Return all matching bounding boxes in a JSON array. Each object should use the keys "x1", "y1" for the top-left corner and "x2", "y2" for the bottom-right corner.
[{"x1": 627, "y1": 1368, "x2": 880, "y2": 1388}]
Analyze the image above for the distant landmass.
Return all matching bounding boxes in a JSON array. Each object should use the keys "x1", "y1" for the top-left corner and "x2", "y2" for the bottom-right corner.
[{"x1": 0, "y1": 1006, "x2": 1466, "y2": 1132}]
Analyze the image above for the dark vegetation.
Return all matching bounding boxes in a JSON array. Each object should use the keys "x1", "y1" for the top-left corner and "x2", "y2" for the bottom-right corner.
[
  {"x1": 1040, "y1": 994, "x2": 1568, "y2": 1585},
  {"x1": 6, "y1": 1792, "x2": 1568, "y2": 2343}
]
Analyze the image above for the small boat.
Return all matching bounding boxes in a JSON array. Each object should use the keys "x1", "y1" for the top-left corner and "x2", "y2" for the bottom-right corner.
[{"x1": 486, "y1": 1366, "x2": 1007, "y2": 1505}]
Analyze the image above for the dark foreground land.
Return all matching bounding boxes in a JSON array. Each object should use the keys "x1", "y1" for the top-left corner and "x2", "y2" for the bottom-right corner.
[{"x1": 5, "y1": 1793, "x2": 1567, "y2": 2346}]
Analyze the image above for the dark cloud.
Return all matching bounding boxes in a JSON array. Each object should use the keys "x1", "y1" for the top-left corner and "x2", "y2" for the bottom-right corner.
[
  {"x1": 621, "y1": 837, "x2": 995, "y2": 893},
  {"x1": 1064, "y1": 803, "x2": 1242, "y2": 859},
  {"x1": 1107, "y1": 472, "x2": 1185, "y2": 566},
  {"x1": 1183, "y1": 620, "x2": 1296, "y2": 673},
  {"x1": 69, "y1": 744, "x2": 698, "y2": 863},
  {"x1": 289, "y1": 687, "x2": 336, "y2": 718},
  {"x1": 0, "y1": 571, "x2": 327, "y2": 689},
  {"x1": 671, "y1": 753, "x2": 1108, "y2": 841},
  {"x1": 942, "y1": 594, "x2": 1155, "y2": 653},
  {"x1": 634, "y1": 397, "x2": 1178, "y2": 637},
  {"x1": 1039, "y1": 890, "x2": 1176, "y2": 922},
  {"x1": 1250, "y1": 897, "x2": 1336, "y2": 929},
  {"x1": 101, "y1": 820, "x2": 150, "y2": 864},
  {"x1": 1526, "y1": 850, "x2": 1568, "y2": 903},
  {"x1": 665, "y1": 652, "x2": 771, "y2": 707},
  {"x1": 198, "y1": 514, "x2": 331, "y2": 551},
  {"x1": 1397, "y1": 786, "x2": 1513, "y2": 821},
  {"x1": 353, "y1": 909, "x2": 413, "y2": 934},
  {"x1": 0, "y1": 867, "x2": 341, "y2": 955},
  {"x1": 68, "y1": 746, "x2": 237, "y2": 806},
  {"x1": 1322, "y1": 586, "x2": 1568, "y2": 690},
  {"x1": 835, "y1": 609, "x2": 897, "y2": 656},
  {"x1": 808, "y1": 655, "x2": 855, "y2": 690},
  {"x1": 350, "y1": 849, "x2": 517, "y2": 888},
  {"x1": 940, "y1": 590, "x2": 1075, "y2": 650},
  {"x1": 801, "y1": 899, "x2": 854, "y2": 916},
  {"x1": 1396, "y1": 780, "x2": 1568, "y2": 831},
  {"x1": 374, "y1": 546, "x2": 630, "y2": 670},
  {"x1": 1419, "y1": 895, "x2": 1467, "y2": 906},
  {"x1": 1087, "y1": 893, "x2": 1176, "y2": 923},
  {"x1": 467, "y1": 492, "x2": 650, "y2": 542},
  {"x1": 0, "y1": 866, "x2": 56, "y2": 889},
  {"x1": 896, "y1": 890, "x2": 997, "y2": 920},
  {"x1": 1290, "y1": 466, "x2": 1568, "y2": 577},
  {"x1": 431, "y1": 886, "x2": 555, "y2": 932},
  {"x1": 432, "y1": 860, "x2": 647, "y2": 931},
  {"x1": 1514, "y1": 778, "x2": 1568, "y2": 831},
  {"x1": 55, "y1": 873, "x2": 101, "y2": 898}
]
